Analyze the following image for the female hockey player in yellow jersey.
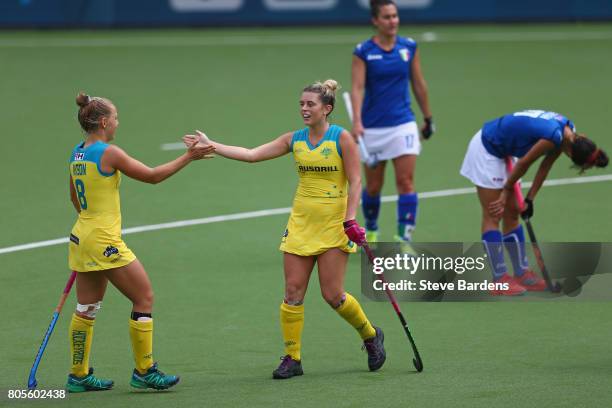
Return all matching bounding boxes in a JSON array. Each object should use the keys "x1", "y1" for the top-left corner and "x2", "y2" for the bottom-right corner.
[
  {"x1": 183, "y1": 80, "x2": 386, "y2": 379},
  {"x1": 66, "y1": 93, "x2": 214, "y2": 392}
]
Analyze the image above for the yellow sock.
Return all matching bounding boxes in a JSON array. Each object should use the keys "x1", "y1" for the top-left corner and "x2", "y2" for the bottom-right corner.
[
  {"x1": 280, "y1": 303, "x2": 304, "y2": 361},
  {"x1": 129, "y1": 319, "x2": 154, "y2": 374},
  {"x1": 335, "y1": 293, "x2": 376, "y2": 340},
  {"x1": 69, "y1": 314, "x2": 94, "y2": 377}
]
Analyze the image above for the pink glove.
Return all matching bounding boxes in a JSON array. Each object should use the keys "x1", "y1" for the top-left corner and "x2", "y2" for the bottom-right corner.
[{"x1": 343, "y1": 220, "x2": 366, "y2": 246}]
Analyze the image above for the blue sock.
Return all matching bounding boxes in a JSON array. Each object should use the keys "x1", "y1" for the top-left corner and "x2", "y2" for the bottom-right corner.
[
  {"x1": 503, "y1": 225, "x2": 529, "y2": 277},
  {"x1": 482, "y1": 230, "x2": 508, "y2": 281},
  {"x1": 361, "y1": 190, "x2": 380, "y2": 231},
  {"x1": 397, "y1": 193, "x2": 418, "y2": 240}
]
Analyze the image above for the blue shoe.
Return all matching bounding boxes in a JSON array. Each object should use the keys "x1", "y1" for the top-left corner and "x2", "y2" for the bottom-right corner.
[
  {"x1": 363, "y1": 326, "x2": 386, "y2": 371},
  {"x1": 272, "y1": 355, "x2": 303, "y2": 379},
  {"x1": 130, "y1": 362, "x2": 180, "y2": 390},
  {"x1": 66, "y1": 367, "x2": 113, "y2": 393}
]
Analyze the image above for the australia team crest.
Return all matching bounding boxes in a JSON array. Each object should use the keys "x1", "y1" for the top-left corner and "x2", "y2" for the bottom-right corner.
[{"x1": 320, "y1": 147, "x2": 332, "y2": 159}]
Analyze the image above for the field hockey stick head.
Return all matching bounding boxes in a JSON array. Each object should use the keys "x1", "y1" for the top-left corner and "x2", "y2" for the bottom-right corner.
[{"x1": 414, "y1": 357, "x2": 424, "y2": 372}]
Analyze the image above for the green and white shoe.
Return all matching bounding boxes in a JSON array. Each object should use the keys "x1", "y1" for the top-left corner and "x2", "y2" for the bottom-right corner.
[
  {"x1": 130, "y1": 362, "x2": 180, "y2": 390},
  {"x1": 365, "y1": 229, "x2": 379, "y2": 243},
  {"x1": 393, "y1": 235, "x2": 418, "y2": 256},
  {"x1": 66, "y1": 367, "x2": 114, "y2": 393}
]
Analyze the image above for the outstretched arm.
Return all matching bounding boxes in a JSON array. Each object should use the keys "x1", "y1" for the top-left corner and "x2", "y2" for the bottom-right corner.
[
  {"x1": 184, "y1": 130, "x2": 292, "y2": 163},
  {"x1": 102, "y1": 143, "x2": 215, "y2": 184}
]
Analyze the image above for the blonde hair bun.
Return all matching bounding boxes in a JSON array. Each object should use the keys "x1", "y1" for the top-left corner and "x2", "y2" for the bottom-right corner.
[
  {"x1": 322, "y1": 79, "x2": 340, "y2": 93},
  {"x1": 76, "y1": 92, "x2": 91, "y2": 108}
]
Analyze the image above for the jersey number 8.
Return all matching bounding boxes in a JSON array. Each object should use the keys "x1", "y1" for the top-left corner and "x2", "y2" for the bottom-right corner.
[{"x1": 75, "y1": 179, "x2": 88, "y2": 210}]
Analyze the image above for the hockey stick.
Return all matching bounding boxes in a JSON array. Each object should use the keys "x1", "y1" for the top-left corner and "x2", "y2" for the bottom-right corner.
[
  {"x1": 504, "y1": 158, "x2": 561, "y2": 292},
  {"x1": 27, "y1": 271, "x2": 77, "y2": 389},
  {"x1": 362, "y1": 243, "x2": 424, "y2": 372},
  {"x1": 342, "y1": 91, "x2": 377, "y2": 167}
]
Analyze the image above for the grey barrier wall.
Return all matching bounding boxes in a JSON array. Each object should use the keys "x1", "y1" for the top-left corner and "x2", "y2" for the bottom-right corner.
[{"x1": 2, "y1": 0, "x2": 612, "y2": 28}]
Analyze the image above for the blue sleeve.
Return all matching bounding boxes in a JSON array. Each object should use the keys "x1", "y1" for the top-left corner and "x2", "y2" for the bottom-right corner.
[
  {"x1": 405, "y1": 36, "x2": 418, "y2": 51},
  {"x1": 353, "y1": 42, "x2": 366, "y2": 61},
  {"x1": 557, "y1": 114, "x2": 575, "y2": 133},
  {"x1": 538, "y1": 121, "x2": 563, "y2": 148},
  {"x1": 69, "y1": 143, "x2": 81, "y2": 164},
  {"x1": 548, "y1": 128, "x2": 563, "y2": 147},
  {"x1": 86, "y1": 142, "x2": 115, "y2": 177},
  {"x1": 329, "y1": 125, "x2": 344, "y2": 158},
  {"x1": 548, "y1": 114, "x2": 571, "y2": 147},
  {"x1": 289, "y1": 129, "x2": 303, "y2": 152},
  {"x1": 409, "y1": 39, "x2": 418, "y2": 55}
]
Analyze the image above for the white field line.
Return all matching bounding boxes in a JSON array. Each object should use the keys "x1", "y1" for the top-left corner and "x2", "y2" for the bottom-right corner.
[
  {"x1": 2, "y1": 31, "x2": 612, "y2": 49},
  {"x1": 161, "y1": 142, "x2": 187, "y2": 151},
  {"x1": 1, "y1": 174, "x2": 611, "y2": 256}
]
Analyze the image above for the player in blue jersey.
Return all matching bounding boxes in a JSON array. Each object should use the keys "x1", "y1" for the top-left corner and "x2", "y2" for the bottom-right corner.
[
  {"x1": 461, "y1": 110, "x2": 608, "y2": 295},
  {"x1": 350, "y1": 0, "x2": 434, "y2": 243}
]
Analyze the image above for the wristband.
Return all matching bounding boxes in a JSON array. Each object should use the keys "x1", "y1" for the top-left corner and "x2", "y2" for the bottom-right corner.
[{"x1": 343, "y1": 220, "x2": 356, "y2": 228}]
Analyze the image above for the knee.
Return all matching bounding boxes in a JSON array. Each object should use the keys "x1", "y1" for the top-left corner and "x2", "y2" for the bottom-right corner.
[
  {"x1": 284, "y1": 282, "x2": 305, "y2": 304},
  {"x1": 502, "y1": 214, "x2": 520, "y2": 234},
  {"x1": 503, "y1": 206, "x2": 519, "y2": 222},
  {"x1": 502, "y1": 216, "x2": 519, "y2": 232},
  {"x1": 482, "y1": 214, "x2": 501, "y2": 231},
  {"x1": 365, "y1": 175, "x2": 384, "y2": 196},
  {"x1": 365, "y1": 183, "x2": 382, "y2": 196},
  {"x1": 134, "y1": 290, "x2": 154, "y2": 310},
  {"x1": 396, "y1": 174, "x2": 414, "y2": 194},
  {"x1": 145, "y1": 291, "x2": 154, "y2": 307},
  {"x1": 75, "y1": 301, "x2": 102, "y2": 320},
  {"x1": 321, "y1": 289, "x2": 344, "y2": 308}
]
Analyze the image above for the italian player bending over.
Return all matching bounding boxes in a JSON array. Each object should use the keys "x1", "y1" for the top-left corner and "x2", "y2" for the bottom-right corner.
[
  {"x1": 460, "y1": 110, "x2": 608, "y2": 295},
  {"x1": 66, "y1": 93, "x2": 213, "y2": 392},
  {"x1": 184, "y1": 80, "x2": 386, "y2": 379}
]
